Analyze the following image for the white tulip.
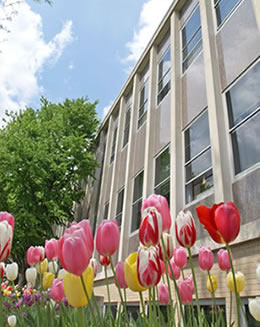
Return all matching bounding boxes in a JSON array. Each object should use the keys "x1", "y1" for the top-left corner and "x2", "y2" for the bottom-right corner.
[
  {"x1": 58, "y1": 268, "x2": 66, "y2": 280},
  {"x1": 48, "y1": 261, "x2": 58, "y2": 274},
  {"x1": 7, "y1": 315, "x2": 16, "y2": 327},
  {"x1": 256, "y1": 263, "x2": 260, "y2": 283},
  {"x1": 249, "y1": 297, "x2": 260, "y2": 322},
  {"x1": 25, "y1": 267, "x2": 37, "y2": 286},
  {"x1": 6, "y1": 262, "x2": 18, "y2": 281}
]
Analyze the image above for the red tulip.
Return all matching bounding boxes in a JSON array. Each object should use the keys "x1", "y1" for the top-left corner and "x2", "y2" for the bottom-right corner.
[
  {"x1": 45, "y1": 239, "x2": 59, "y2": 261},
  {"x1": 157, "y1": 233, "x2": 174, "y2": 261},
  {"x1": 174, "y1": 247, "x2": 187, "y2": 269},
  {"x1": 178, "y1": 278, "x2": 193, "y2": 303},
  {"x1": 175, "y1": 210, "x2": 196, "y2": 248},
  {"x1": 58, "y1": 220, "x2": 94, "y2": 276},
  {"x1": 137, "y1": 245, "x2": 161, "y2": 288},
  {"x1": 158, "y1": 283, "x2": 169, "y2": 304},
  {"x1": 99, "y1": 255, "x2": 110, "y2": 266},
  {"x1": 217, "y1": 249, "x2": 232, "y2": 271},
  {"x1": 139, "y1": 207, "x2": 162, "y2": 247},
  {"x1": 160, "y1": 259, "x2": 165, "y2": 274},
  {"x1": 141, "y1": 194, "x2": 171, "y2": 232},
  {"x1": 0, "y1": 263, "x2": 5, "y2": 279},
  {"x1": 0, "y1": 212, "x2": 14, "y2": 231},
  {"x1": 167, "y1": 258, "x2": 181, "y2": 280},
  {"x1": 51, "y1": 278, "x2": 64, "y2": 302},
  {"x1": 199, "y1": 246, "x2": 214, "y2": 271},
  {"x1": 196, "y1": 202, "x2": 240, "y2": 244},
  {"x1": 96, "y1": 219, "x2": 120, "y2": 256},
  {"x1": 115, "y1": 261, "x2": 128, "y2": 289},
  {"x1": 0, "y1": 220, "x2": 13, "y2": 263}
]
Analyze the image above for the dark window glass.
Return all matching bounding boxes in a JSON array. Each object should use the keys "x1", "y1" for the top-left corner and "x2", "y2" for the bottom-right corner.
[
  {"x1": 133, "y1": 171, "x2": 143, "y2": 202},
  {"x1": 103, "y1": 202, "x2": 109, "y2": 219},
  {"x1": 154, "y1": 179, "x2": 170, "y2": 205},
  {"x1": 110, "y1": 127, "x2": 117, "y2": 164},
  {"x1": 131, "y1": 171, "x2": 143, "y2": 232},
  {"x1": 104, "y1": 303, "x2": 117, "y2": 319},
  {"x1": 138, "y1": 80, "x2": 149, "y2": 128},
  {"x1": 184, "y1": 303, "x2": 226, "y2": 326},
  {"x1": 115, "y1": 188, "x2": 124, "y2": 227},
  {"x1": 214, "y1": 0, "x2": 241, "y2": 27},
  {"x1": 186, "y1": 148, "x2": 212, "y2": 182},
  {"x1": 158, "y1": 47, "x2": 171, "y2": 104},
  {"x1": 185, "y1": 168, "x2": 213, "y2": 203},
  {"x1": 123, "y1": 105, "x2": 131, "y2": 148},
  {"x1": 126, "y1": 305, "x2": 140, "y2": 321},
  {"x1": 182, "y1": 5, "x2": 202, "y2": 72},
  {"x1": 244, "y1": 304, "x2": 260, "y2": 327},
  {"x1": 155, "y1": 147, "x2": 170, "y2": 185}
]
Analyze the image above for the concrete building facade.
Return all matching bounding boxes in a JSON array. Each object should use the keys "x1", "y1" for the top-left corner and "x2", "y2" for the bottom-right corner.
[{"x1": 77, "y1": 0, "x2": 260, "y2": 324}]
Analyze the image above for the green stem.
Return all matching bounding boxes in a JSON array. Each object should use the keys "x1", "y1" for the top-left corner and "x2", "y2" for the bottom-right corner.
[
  {"x1": 92, "y1": 290, "x2": 105, "y2": 327},
  {"x1": 229, "y1": 289, "x2": 233, "y2": 327},
  {"x1": 52, "y1": 261, "x2": 57, "y2": 277},
  {"x1": 207, "y1": 271, "x2": 217, "y2": 326},
  {"x1": 187, "y1": 247, "x2": 201, "y2": 325},
  {"x1": 148, "y1": 287, "x2": 153, "y2": 327},
  {"x1": 124, "y1": 288, "x2": 127, "y2": 304},
  {"x1": 80, "y1": 274, "x2": 97, "y2": 326},
  {"x1": 104, "y1": 265, "x2": 113, "y2": 319},
  {"x1": 78, "y1": 307, "x2": 84, "y2": 327},
  {"x1": 226, "y1": 243, "x2": 241, "y2": 327},
  {"x1": 239, "y1": 298, "x2": 248, "y2": 327},
  {"x1": 139, "y1": 291, "x2": 148, "y2": 326},
  {"x1": 181, "y1": 269, "x2": 185, "y2": 280}
]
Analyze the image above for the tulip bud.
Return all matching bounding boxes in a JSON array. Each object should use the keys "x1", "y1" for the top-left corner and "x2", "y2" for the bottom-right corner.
[
  {"x1": 248, "y1": 297, "x2": 260, "y2": 322},
  {"x1": 6, "y1": 262, "x2": 18, "y2": 281},
  {"x1": 27, "y1": 246, "x2": 44, "y2": 266},
  {"x1": 115, "y1": 261, "x2": 128, "y2": 289},
  {"x1": 199, "y1": 246, "x2": 214, "y2": 271},
  {"x1": 36, "y1": 258, "x2": 48, "y2": 275},
  {"x1": 48, "y1": 261, "x2": 58, "y2": 275},
  {"x1": 0, "y1": 212, "x2": 15, "y2": 231},
  {"x1": 178, "y1": 279, "x2": 193, "y2": 303},
  {"x1": 42, "y1": 272, "x2": 54, "y2": 290},
  {"x1": 99, "y1": 255, "x2": 110, "y2": 266},
  {"x1": 45, "y1": 239, "x2": 59, "y2": 261},
  {"x1": 50, "y1": 278, "x2": 64, "y2": 302},
  {"x1": 206, "y1": 273, "x2": 218, "y2": 293},
  {"x1": 0, "y1": 220, "x2": 13, "y2": 262},
  {"x1": 124, "y1": 252, "x2": 146, "y2": 292},
  {"x1": 157, "y1": 233, "x2": 173, "y2": 261},
  {"x1": 25, "y1": 267, "x2": 37, "y2": 286},
  {"x1": 256, "y1": 264, "x2": 260, "y2": 283},
  {"x1": 167, "y1": 258, "x2": 181, "y2": 280},
  {"x1": 0, "y1": 263, "x2": 5, "y2": 279},
  {"x1": 137, "y1": 245, "x2": 161, "y2": 288},
  {"x1": 158, "y1": 284, "x2": 169, "y2": 304},
  {"x1": 174, "y1": 247, "x2": 187, "y2": 269},
  {"x1": 89, "y1": 258, "x2": 98, "y2": 278},
  {"x1": 175, "y1": 210, "x2": 196, "y2": 248},
  {"x1": 139, "y1": 207, "x2": 162, "y2": 247},
  {"x1": 58, "y1": 269, "x2": 66, "y2": 280},
  {"x1": 226, "y1": 271, "x2": 245, "y2": 293},
  {"x1": 96, "y1": 219, "x2": 120, "y2": 256},
  {"x1": 7, "y1": 315, "x2": 16, "y2": 327},
  {"x1": 217, "y1": 249, "x2": 232, "y2": 271}
]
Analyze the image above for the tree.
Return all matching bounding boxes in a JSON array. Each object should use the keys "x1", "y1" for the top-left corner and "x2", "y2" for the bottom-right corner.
[{"x1": 0, "y1": 97, "x2": 99, "y2": 270}]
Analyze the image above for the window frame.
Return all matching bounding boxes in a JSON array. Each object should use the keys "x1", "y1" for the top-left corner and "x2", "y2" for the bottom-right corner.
[
  {"x1": 110, "y1": 126, "x2": 118, "y2": 164},
  {"x1": 214, "y1": 0, "x2": 242, "y2": 30},
  {"x1": 137, "y1": 64, "x2": 149, "y2": 130},
  {"x1": 154, "y1": 146, "x2": 170, "y2": 204},
  {"x1": 157, "y1": 45, "x2": 171, "y2": 105},
  {"x1": 115, "y1": 187, "x2": 124, "y2": 228},
  {"x1": 130, "y1": 170, "x2": 144, "y2": 234},
  {"x1": 122, "y1": 94, "x2": 132, "y2": 149},
  {"x1": 103, "y1": 201, "x2": 109, "y2": 220}
]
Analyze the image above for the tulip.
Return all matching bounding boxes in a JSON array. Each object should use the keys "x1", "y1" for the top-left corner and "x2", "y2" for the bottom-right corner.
[
  {"x1": 58, "y1": 269, "x2": 66, "y2": 280},
  {"x1": 217, "y1": 249, "x2": 232, "y2": 271},
  {"x1": 0, "y1": 212, "x2": 14, "y2": 231},
  {"x1": 50, "y1": 278, "x2": 64, "y2": 302},
  {"x1": 256, "y1": 264, "x2": 260, "y2": 283},
  {"x1": 139, "y1": 207, "x2": 162, "y2": 247},
  {"x1": 199, "y1": 246, "x2": 214, "y2": 271},
  {"x1": 196, "y1": 202, "x2": 240, "y2": 244},
  {"x1": 157, "y1": 232, "x2": 173, "y2": 261},
  {"x1": 59, "y1": 219, "x2": 94, "y2": 276},
  {"x1": 167, "y1": 258, "x2": 180, "y2": 280},
  {"x1": 141, "y1": 194, "x2": 171, "y2": 232},
  {"x1": 99, "y1": 255, "x2": 110, "y2": 266},
  {"x1": 206, "y1": 273, "x2": 218, "y2": 293},
  {"x1": 175, "y1": 210, "x2": 196, "y2": 248},
  {"x1": 158, "y1": 283, "x2": 169, "y2": 304},
  {"x1": 226, "y1": 271, "x2": 245, "y2": 293},
  {"x1": 178, "y1": 279, "x2": 193, "y2": 303},
  {"x1": 115, "y1": 261, "x2": 128, "y2": 289},
  {"x1": 7, "y1": 315, "x2": 16, "y2": 327},
  {"x1": 27, "y1": 246, "x2": 44, "y2": 266},
  {"x1": 0, "y1": 263, "x2": 5, "y2": 279},
  {"x1": 124, "y1": 252, "x2": 146, "y2": 292},
  {"x1": 6, "y1": 262, "x2": 18, "y2": 281},
  {"x1": 96, "y1": 219, "x2": 120, "y2": 256},
  {"x1": 89, "y1": 258, "x2": 98, "y2": 277},
  {"x1": 25, "y1": 267, "x2": 37, "y2": 286},
  {"x1": 48, "y1": 261, "x2": 58, "y2": 275},
  {"x1": 248, "y1": 297, "x2": 260, "y2": 322},
  {"x1": 36, "y1": 258, "x2": 48, "y2": 274},
  {"x1": 64, "y1": 266, "x2": 94, "y2": 307},
  {"x1": 160, "y1": 259, "x2": 165, "y2": 275},
  {"x1": 45, "y1": 239, "x2": 59, "y2": 261},
  {"x1": 174, "y1": 247, "x2": 187, "y2": 269},
  {"x1": 42, "y1": 272, "x2": 55, "y2": 290},
  {"x1": 185, "y1": 274, "x2": 195, "y2": 294},
  {"x1": 137, "y1": 245, "x2": 161, "y2": 288},
  {"x1": 0, "y1": 220, "x2": 13, "y2": 262}
]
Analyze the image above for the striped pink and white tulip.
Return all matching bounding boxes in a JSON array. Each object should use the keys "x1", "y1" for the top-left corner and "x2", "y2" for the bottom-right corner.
[
  {"x1": 175, "y1": 210, "x2": 196, "y2": 248},
  {"x1": 0, "y1": 220, "x2": 13, "y2": 263},
  {"x1": 139, "y1": 207, "x2": 162, "y2": 247},
  {"x1": 157, "y1": 232, "x2": 174, "y2": 261}
]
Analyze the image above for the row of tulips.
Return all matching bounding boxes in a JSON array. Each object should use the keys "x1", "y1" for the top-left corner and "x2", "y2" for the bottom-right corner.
[{"x1": 0, "y1": 195, "x2": 260, "y2": 326}]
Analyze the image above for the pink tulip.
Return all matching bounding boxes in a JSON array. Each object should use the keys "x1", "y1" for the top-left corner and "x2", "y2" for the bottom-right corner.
[
  {"x1": 90, "y1": 258, "x2": 98, "y2": 277},
  {"x1": 185, "y1": 274, "x2": 195, "y2": 294},
  {"x1": 99, "y1": 255, "x2": 110, "y2": 266},
  {"x1": 0, "y1": 212, "x2": 14, "y2": 231},
  {"x1": 58, "y1": 220, "x2": 94, "y2": 276},
  {"x1": 174, "y1": 247, "x2": 187, "y2": 269},
  {"x1": 157, "y1": 233, "x2": 174, "y2": 261},
  {"x1": 96, "y1": 219, "x2": 120, "y2": 256},
  {"x1": 27, "y1": 246, "x2": 45, "y2": 266},
  {"x1": 139, "y1": 207, "x2": 162, "y2": 247},
  {"x1": 158, "y1": 284, "x2": 169, "y2": 304},
  {"x1": 178, "y1": 279, "x2": 193, "y2": 303},
  {"x1": 217, "y1": 249, "x2": 232, "y2": 271},
  {"x1": 167, "y1": 258, "x2": 181, "y2": 280},
  {"x1": 115, "y1": 261, "x2": 128, "y2": 289},
  {"x1": 0, "y1": 263, "x2": 5, "y2": 279},
  {"x1": 50, "y1": 278, "x2": 64, "y2": 302},
  {"x1": 137, "y1": 245, "x2": 161, "y2": 288},
  {"x1": 199, "y1": 246, "x2": 214, "y2": 271},
  {"x1": 141, "y1": 194, "x2": 171, "y2": 232},
  {"x1": 45, "y1": 239, "x2": 59, "y2": 261},
  {"x1": 0, "y1": 220, "x2": 13, "y2": 262},
  {"x1": 175, "y1": 210, "x2": 196, "y2": 248}
]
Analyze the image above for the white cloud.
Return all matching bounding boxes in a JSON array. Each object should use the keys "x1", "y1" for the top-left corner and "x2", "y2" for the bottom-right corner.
[
  {"x1": 68, "y1": 63, "x2": 74, "y2": 70},
  {"x1": 102, "y1": 100, "x2": 113, "y2": 119},
  {"x1": 124, "y1": 0, "x2": 172, "y2": 66},
  {"x1": 0, "y1": 1, "x2": 73, "y2": 121}
]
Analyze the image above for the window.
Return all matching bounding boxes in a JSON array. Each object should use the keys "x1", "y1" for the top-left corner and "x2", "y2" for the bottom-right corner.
[
  {"x1": 182, "y1": 5, "x2": 202, "y2": 72},
  {"x1": 241, "y1": 299, "x2": 260, "y2": 327},
  {"x1": 103, "y1": 201, "x2": 109, "y2": 219},
  {"x1": 158, "y1": 47, "x2": 171, "y2": 104},
  {"x1": 138, "y1": 65, "x2": 149, "y2": 129},
  {"x1": 126, "y1": 303, "x2": 140, "y2": 321},
  {"x1": 110, "y1": 127, "x2": 118, "y2": 164},
  {"x1": 154, "y1": 147, "x2": 170, "y2": 205},
  {"x1": 131, "y1": 171, "x2": 143, "y2": 232},
  {"x1": 185, "y1": 110, "x2": 213, "y2": 203},
  {"x1": 123, "y1": 94, "x2": 132, "y2": 148},
  {"x1": 226, "y1": 62, "x2": 260, "y2": 175},
  {"x1": 115, "y1": 188, "x2": 124, "y2": 228},
  {"x1": 214, "y1": 0, "x2": 241, "y2": 27}
]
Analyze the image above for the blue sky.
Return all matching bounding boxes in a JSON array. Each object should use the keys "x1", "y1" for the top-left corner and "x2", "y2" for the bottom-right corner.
[{"x1": 0, "y1": 0, "x2": 172, "y2": 121}]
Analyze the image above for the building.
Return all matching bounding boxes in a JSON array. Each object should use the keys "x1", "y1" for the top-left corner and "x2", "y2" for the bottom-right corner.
[{"x1": 76, "y1": 0, "x2": 260, "y2": 324}]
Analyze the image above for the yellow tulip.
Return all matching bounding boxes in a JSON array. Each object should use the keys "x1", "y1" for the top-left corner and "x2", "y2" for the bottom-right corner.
[
  {"x1": 42, "y1": 272, "x2": 54, "y2": 290},
  {"x1": 226, "y1": 271, "x2": 245, "y2": 293},
  {"x1": 37, "y1": 259, "x2": 48, "y2": 275},
  {"x1": 206, "y1": 273, "x2": 218, "y2": 293},
  {"x1": 124, "y1": 252, "x2": 146, "y2": 292},
  {"x1": 64, "y1": 266, "x2": 94, "y2": 307}
]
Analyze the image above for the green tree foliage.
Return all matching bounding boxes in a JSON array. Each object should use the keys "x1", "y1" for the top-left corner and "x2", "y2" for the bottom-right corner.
[{"x1": 0, "y1": 97, "x2": 99, "y2": 266}]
